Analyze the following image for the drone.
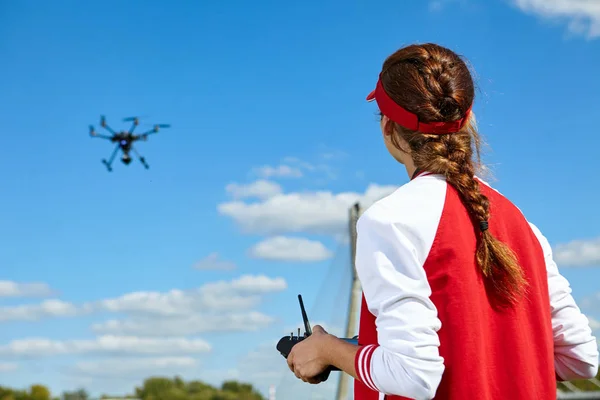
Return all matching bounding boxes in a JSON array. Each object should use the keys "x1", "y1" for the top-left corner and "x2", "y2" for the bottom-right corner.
[{"x1": 89, "y1": 115, "x2": 170, "y2": 171}]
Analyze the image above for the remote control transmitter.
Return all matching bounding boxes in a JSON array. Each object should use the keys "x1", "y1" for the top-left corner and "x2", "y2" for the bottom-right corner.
[{"x1": 276, "y1": 294, "x2": 358, "y2": 382}]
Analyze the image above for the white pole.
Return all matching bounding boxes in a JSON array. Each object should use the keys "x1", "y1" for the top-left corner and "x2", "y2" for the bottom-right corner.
[
  {"x1": 335, "y1": 202, "x2": 363, "y2": 400},
  {"x1": 269, "y1": 385, "x2": 276, "y2": 400}
]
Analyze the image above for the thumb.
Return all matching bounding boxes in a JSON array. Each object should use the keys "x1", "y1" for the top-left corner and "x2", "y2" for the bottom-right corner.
[{"x1": 313, "y1": 324, "x2": 327, "y2": 334}]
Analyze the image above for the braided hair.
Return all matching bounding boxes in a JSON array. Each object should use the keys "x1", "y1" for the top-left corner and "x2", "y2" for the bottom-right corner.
[{"x1": 380, "y1": 43, "x2": 527, "y2": 306}]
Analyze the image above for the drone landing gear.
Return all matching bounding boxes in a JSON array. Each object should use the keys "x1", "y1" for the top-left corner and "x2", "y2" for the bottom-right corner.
[
  {"x1": 102, "y1": 144, "x2": 120, "y2": 172},
  {"x1": 131, "y1": 147, "x2": 149, "y2": 169},
  {"x1": 102, "y1": 159, "x2": 113, "y2": 172}
]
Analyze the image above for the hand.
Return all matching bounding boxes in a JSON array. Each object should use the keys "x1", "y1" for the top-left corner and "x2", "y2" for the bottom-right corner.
[{"x1": 287, "y1": 325, "x2": 333, "y2": 384}]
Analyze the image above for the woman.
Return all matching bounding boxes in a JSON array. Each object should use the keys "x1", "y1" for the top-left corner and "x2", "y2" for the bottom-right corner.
[{"x1": 286, "y1": 43, "x2": 599, "y2": 399}]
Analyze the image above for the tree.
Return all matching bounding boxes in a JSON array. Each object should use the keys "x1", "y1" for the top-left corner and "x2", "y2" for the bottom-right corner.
[
  {"x1": 136, "y1": 377, "x2": 208, "y2": 400},
  {"x1": 220, "y1": 381, "x2": 263, "y2": 400},
  {"x1": 0, "y1": 386, "x2": 16, "y2": 400},
  {"x1": 185, "y1": 381, "x2": 215, "y2": 398},
  {"x1": 133, "y1": 376, "x2": 264, "y2": 400},
  {"x1": 1, "y1": 376, "x2": 266, "y2": 400},
  {"x1": 29, "y1": 385, "x2": 50, "y2": 400},
  {"x1": 61, "y1": 389, "x2": 88, "y2": 400}
]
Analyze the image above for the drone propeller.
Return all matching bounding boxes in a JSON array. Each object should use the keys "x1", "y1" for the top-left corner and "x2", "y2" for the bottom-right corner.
[
  {"x1": 152, "y1": 123, "x2": 170, "y2": 132},
  {"x1": 123, "y1": 116, "x2": 140, "y2": 125}
]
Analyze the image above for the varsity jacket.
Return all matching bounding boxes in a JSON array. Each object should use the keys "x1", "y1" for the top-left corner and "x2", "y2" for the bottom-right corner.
[{"x1": 353, "y1": 172, "x2": 599, "y2": 400}]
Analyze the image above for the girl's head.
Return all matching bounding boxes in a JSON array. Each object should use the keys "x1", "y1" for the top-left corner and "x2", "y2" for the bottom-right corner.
[
  {"x1": 368, "y1": 43, "x2": 527, "y2": 306},
  {"x1": 368, "y1": 43, "x2": 476, "y2": 171}
]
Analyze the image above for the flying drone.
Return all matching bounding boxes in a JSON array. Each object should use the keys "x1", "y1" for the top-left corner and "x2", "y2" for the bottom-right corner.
[{"x1": 89, "y1": 115, "x2": 170, "y2": 171}]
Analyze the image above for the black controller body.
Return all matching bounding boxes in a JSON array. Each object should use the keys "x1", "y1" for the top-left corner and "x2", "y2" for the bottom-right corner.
[{"x1": 277, "y1": 334, "x2": 358, "y2": 381}]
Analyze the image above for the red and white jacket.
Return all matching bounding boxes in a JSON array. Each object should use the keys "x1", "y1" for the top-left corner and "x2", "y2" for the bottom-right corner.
[{"x1": 353, "y1": 172, "x2": 599, "y2": 400}]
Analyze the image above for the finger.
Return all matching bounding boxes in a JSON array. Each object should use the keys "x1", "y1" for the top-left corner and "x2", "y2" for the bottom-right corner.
[
  {"x1": 287, "y1": 353, "x2": 294, "y2": 373},
  {"x1": 307, "y1": 377, "x2": 322, "y2": 384},
  {"x1": 313, "y1": 325, "x2": 328, "y2": 335}
]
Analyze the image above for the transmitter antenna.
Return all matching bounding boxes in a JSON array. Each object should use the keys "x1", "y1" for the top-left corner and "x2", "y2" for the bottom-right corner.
[{"x1": 298, "y1": 294, "x2": 312, "y2": 336}]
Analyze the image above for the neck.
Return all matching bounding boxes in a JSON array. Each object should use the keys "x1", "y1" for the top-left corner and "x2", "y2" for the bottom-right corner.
[{"x1": 404, "y1": 160, "x2": 418, "y2": 180}]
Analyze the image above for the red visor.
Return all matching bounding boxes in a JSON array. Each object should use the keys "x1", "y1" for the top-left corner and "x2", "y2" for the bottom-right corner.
[{"x1": 367, "y1": 76, "x2": 472, "y2": 134}]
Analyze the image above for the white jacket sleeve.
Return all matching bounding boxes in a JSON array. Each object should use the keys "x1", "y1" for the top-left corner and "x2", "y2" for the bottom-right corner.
[
  {"x1": 354, "y1": 209, "x2": 444, "y2": 399},
  {"x1": 529, "y1": 223, "x2": 599, "y2": 380}
]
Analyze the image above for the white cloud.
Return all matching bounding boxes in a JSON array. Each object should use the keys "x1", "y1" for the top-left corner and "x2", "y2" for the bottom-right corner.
[
  {"x1": 96, "y1": 275, "x2": 287, "y2": 316},
  {"x1": 0, "y1": 275, "x2": 285, "y2": 327},
  {"x1": 217, "y1": 183, "x2": 397, "y2": 236},
  {"x1": 0, "y1": 335, "x2": 211, "y2": 358},
  {"x1": 193, "y1": 252, "x2": 236, "y2": 271},
  {"x1": 0, "y1": 281, "x2": 55, "y2": 298},
  {"x1": 253, "y1": 165, "x2": 303, "y2": 179},
  {"x1": 201, "y1": 274, "x2": 288, "y2": 298},
  {"x1": 282, "y1": 157, "x2": 315, "y2": 171},
  {"x1": 225, "y1": 180, "x2": 282, "y2": 200},
  {"x1": 511, "y1": 0, "x2": 600, "y2": 38},
  {"x1": 72, "y1": 356, "x2": 198, "y2": 378},
  {"x1": 0, "y1": 299, "x2": 85, "y2": 322},
  {"x1": 91, "y1": 311, "x2": 275, "y2": 336},
  {"x1": 87, "y1": 275, "x2": 285, "y2": 337},
  {"x1": 553, "y1": 237, "x2": 600, "y2": 267},
  {"x1": 258, "y1": 153, "x2": 346, "y2": 183},
  {"x1": 0, "y1": 362, "x2": 17, "y2": 372},
  {"x1": 0, "y1": 289, "x2": 208, "y2": 323},
  {"x1": 249, "y1": 236, "x2": 333, "y2": 262},
  {"x1": 319, "y1": 150, "x2": 347, "y2": 161},
  {"x1": 283, "y1": 156, "x2": 339, "y2": 181}
]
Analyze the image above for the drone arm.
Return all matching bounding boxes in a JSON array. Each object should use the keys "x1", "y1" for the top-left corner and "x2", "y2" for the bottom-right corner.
[
  {"x1": 138, "y1": 124, "x2": 169, "y2": 139},
  {"x1": 102, "y1": 124, "x2": 117, "y2": 135},
  {"x1": 91, "y1": 133, "x2": 113, "y2": 140},
  {"x1": 135, "y1": 129, "x2": 159, "y2": 140},
  {"x1": 107, "y1": 144, "x2": 120, "y2": 164},
  {"x1": 99, "y1": 116, "x2": 117, "y2": 135},
  {"x1": 128, "y1": 121, "x2": 138, "y2": 135}
]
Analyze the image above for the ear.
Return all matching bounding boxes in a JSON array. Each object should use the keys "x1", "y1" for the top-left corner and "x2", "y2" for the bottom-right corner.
[{"x1": 381, "y1": 115, "x2": 395, "y2": 136}]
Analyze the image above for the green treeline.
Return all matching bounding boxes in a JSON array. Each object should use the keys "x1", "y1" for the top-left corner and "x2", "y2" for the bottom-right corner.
[
  {"x1": 1, "y1": 371, "x2": 599, "y2": 400},
  {"x1": 0, "y1": 377, "x2": 265, "y2": 400}
]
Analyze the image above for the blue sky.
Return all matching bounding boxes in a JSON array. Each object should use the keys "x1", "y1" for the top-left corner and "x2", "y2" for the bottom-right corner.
[{"x1": 1, "y1": 0, "x2": 599, "y2": 398}]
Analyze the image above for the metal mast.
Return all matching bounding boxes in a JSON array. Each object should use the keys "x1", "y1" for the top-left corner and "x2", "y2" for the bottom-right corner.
[
  {"x1": 335, "y1": 202, "x2": 363, "y2": 400},
  {"x1": 269, "y1": 385, "x2": 276, "y2": 400}
]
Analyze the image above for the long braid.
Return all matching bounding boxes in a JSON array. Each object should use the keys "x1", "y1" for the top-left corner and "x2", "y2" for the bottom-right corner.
[{"x1": 382, "y1": 43, "x2": 528, "y2": 306}]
